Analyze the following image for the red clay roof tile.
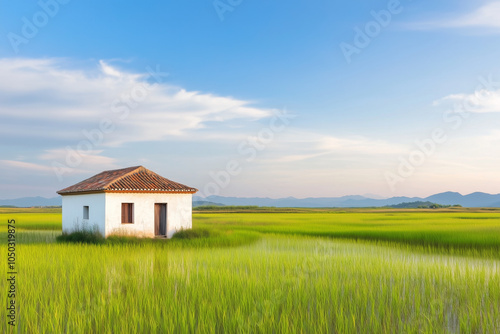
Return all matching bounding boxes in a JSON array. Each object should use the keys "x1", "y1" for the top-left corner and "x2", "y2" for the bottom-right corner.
[{"x1": 57, "y1": 166, "x2": 197, "y2": 195}]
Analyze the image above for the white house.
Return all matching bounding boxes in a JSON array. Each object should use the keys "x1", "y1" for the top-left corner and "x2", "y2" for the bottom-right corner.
[{"x1": 57, "y1": 166, "x2": 198, "y2": 238}]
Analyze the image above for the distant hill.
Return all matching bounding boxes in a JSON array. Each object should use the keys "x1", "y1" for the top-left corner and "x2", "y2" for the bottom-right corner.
[
  {"x1": 2, "y1": 191, "x2": 500, "y2": 208},
  {"x1": 0, "y1": 196, "x2": 62, "y2": 207},
  {"x1": 425, "y1": 192, "x2": 500, "y2": 207},
  {"x1": 193, "y1": 195, "x2": 380, "y2": 208},
  {"x1": 194, "y1": 192, "x2": 500, "y2": 208},
  {"x1": 387, "y1": 201, "x2": 462, "y2": 209},
  {"x1": 193, "y1": 201, "x2": 225, "y2": 207}
]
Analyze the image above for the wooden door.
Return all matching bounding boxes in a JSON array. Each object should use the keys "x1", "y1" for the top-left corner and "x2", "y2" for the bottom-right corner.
[{"x1": 154, "y1": 204, "x2": 167, "y2": 236}]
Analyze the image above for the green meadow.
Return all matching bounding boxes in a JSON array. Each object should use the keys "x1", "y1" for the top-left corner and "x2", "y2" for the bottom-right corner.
[{"x1": 1, "y1": 208, "x2": 500, "y2": 333}]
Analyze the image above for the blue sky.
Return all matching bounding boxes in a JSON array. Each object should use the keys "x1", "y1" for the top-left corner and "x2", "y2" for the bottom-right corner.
[{"x1": 1, "y1": 0, "x2": 500, "y2": 199}]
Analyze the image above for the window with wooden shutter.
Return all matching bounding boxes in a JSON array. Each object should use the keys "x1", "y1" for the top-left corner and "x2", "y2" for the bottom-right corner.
[{"x1": 121, "y1": 203, "x2": 134, "y2": 224}]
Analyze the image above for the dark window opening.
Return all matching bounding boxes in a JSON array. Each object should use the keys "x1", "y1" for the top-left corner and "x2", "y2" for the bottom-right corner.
[{"x1": 121, "y1": 203, "x2": 134, "y2": 224}]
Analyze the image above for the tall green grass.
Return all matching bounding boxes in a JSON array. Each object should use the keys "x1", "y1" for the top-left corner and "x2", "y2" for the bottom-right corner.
[
  {"x1": 1, "y1": 235, "x2": 498, "y2": 333},
  {"x1": 195, "y1": 212, "x2": 500, "y2": 253},
  {"x1": 1, "y1": 209, "x2": 500, "y2": 332},
  {"x1": 0, "y1": 211, "x2": 61, "y2": 230}
]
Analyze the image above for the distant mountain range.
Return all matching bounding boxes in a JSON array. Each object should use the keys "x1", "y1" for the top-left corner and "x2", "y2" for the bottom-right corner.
[
  {"x1": 2, "y1": 192, "x2": 500, "y2": 208},
  {"x1": 193, "y1": 192, "x2": 500, "y2": 208},
  {"x1": 0, "y1": 196, "x2": 62, "y2": 207},
  {"x1": 193, "y1": 201, "x2": 225, "y2": 207}
]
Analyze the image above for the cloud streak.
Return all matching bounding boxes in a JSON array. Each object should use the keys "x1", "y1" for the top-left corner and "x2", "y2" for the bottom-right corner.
[
  {"x1": 408, "y1": 2, "x2": 500, "y2": 32},
  {"x1": 255, "y1": 131, "x2": 407, "y2": 165},
  {"x1": 0, "y1": 160, "x2": 54, "y2": 173},
  {"x1": 446, "y1": 2, "x2": 500, "y2": 29},
  {"x1": 434, "y1": 89, "x2": 500, "y2": 113},
  {"x1": 0, "y1": 58, "x2": 274, "y2": 146}
]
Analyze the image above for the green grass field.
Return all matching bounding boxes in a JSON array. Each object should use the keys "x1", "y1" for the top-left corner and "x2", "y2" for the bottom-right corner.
[{"x1": 1, "y1": 208, "x2": 499, "y2": 333}]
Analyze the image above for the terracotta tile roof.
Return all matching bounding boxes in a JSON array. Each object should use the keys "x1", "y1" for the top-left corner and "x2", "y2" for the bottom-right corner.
[{"x1": 57, "y1": 166, "x2": 198, "y2": 195}]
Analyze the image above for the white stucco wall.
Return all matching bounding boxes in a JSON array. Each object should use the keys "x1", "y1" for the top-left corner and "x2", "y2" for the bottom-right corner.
[
  {"x1": 61, "y1": 193, "x2": 106, "y2": 236},
  {"x1": 104, "y1": 193, "x2": 193, "y2": 238},
  {"x1": 61, "y1": 192, "x2": 193, "y2": 238}
]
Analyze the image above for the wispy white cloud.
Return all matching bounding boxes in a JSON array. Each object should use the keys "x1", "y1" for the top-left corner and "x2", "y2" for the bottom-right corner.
[
  {"x1": 446, "y1": 2, "x2": 500, "y2": 28},
  {"x1": 0, "y1": 160, "x2": 54, "y2": 172},
  {"x1": 257, "y1": 131, "x2": 406, "y2": 164},
  {"x1": 434, "y1": 88, "x2": 500, "y2": 113},
  {"x1": 316, "y1": 134, "x2": 405, "y2": 155},
  {"x1": 38, "y1": 149, "x2": 120, "y2": 173},
  {"x1": 408, "y1": 2, "x2": 500, "y2": 32},
  {"x1": 99, "y1": 60, "x2": 124, "y2": 78},
  {"x1": 0, "y1": 151, "x2": 120, "y2": 177},
  {"x1": 4, "y1": 57, "x2": 500, "y2": 199},
  {"x1": 0, "y1": 58, "x2": 274, "y2": 146}
]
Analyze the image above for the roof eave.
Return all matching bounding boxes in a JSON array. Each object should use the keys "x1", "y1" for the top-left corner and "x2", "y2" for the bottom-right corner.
[{"x1": 58, "y1": 189, "x2": 198, "y2": 196}]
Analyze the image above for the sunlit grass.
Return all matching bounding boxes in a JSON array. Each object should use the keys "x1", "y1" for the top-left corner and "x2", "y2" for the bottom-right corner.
[
  {"x1": 196, "y1": 212, "x2": 500, "y2": 253},
  {"x1": 0, "y1": 211, "x2": 61, "y2": 230},
  {"x1": 1, "y1": 235, "x2": 499, "y2": 333},
  {"x1": 1, "y1": 208, "x2": 499, "y2": 332}
]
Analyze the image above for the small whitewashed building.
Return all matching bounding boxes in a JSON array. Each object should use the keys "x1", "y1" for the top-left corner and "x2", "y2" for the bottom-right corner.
[{"x1": 57, "y1": 166, "x2": 198, "y2": 238}]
